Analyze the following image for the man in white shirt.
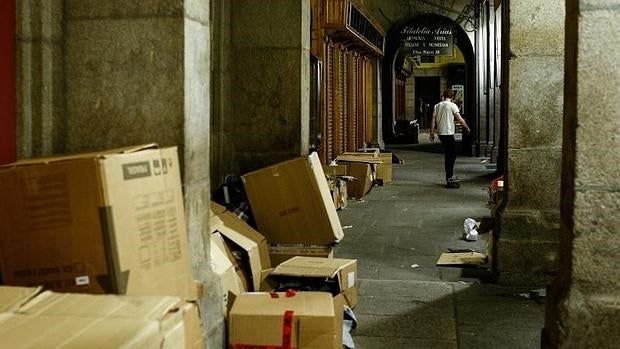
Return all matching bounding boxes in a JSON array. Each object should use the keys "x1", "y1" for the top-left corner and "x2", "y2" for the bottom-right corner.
[{"x1": 429, "y1": 90, "x2": 471, "y2": 188}]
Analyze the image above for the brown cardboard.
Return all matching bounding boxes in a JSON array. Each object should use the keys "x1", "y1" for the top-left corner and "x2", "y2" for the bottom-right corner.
[
  {"x1": 228, "y1": 292, "x2": 339, "y2": 349},
  {"x1": 0, "y1": 286, "x2": 41, "y2": 313},
  {"x1": 211, "y1": 232, "x2": 250, "y2": 292},
  {"x1": 346, "y1": 162, "x2": 373, "y2": 199},
  {"x1": 210, "y1": 233, "x2": 245, "y2": 311},
  {"x1": 269, "y1": 245, "x2": 334, "y2": 266},
  {"x1": 16, "y1": 291, "x2": 186, "y2": 348},
  {"x1": 211, "y1": 202, "x2": 271, "y2": 269},
  {"x1": 270, "y1": 256, "x2": 358, "y2": 308},
  {"x1": 182, "y1": 302, "x2": 205, "y2": 349},
  {"x1": 0, "y1": 146, "x2": 192, "y2": 299},
  {"x1": 436, "y1": 252, "x2": 487, "y2": 266},
  {"x1": 323, "y1": 164, "x2": 349, "y2": 177},
  {"x1": 377, "y1": 153, "x2": 393, "y2": 183},
  {"x1": 335, "y1": 154, "x2": 382, "y2": 164},
  {"x1": 0, "y1": 313, "x2": 164, "y2": 348},
  {"x1": 211, "y1": 215, "x2": 264, "y2": 291},
  {"x1": 242, "y1": 153, "x2": 344, "y2": 245}
]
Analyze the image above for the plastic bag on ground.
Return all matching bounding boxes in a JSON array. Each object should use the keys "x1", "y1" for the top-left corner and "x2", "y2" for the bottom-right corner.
[{"x1": 463, "y1": 218, "x2": 479, "y2": 241}]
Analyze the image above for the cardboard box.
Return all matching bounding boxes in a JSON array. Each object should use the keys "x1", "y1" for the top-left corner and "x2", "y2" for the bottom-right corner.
[
  {"x1": 210, "y1": 214, "x2": 265, "y2": 291},
  {"x1": 323, "y1": 164, "x2": 349, "y2": 177},
  {"x1": 211, "y1": 232, "x2": 250, "y2": 292},
  {"x1": 0, "y1": 313, "x2": 164, "y2": 348},
  {"x1": 346, "y1": 162, "x2": 373, "y2": 199},
  {"x1": 210, "y1": 233, "x2": 245, "y2": 311},
  {"x1": 268, "y1": 245, "x2": 334, "y2": 267},
  {"x1": 211, "y1": 202, "x2": 271, "y2": 269},
  {"x1": 0, "y1": 285, "x2": 41, "y2": 313},
  {"x1": 269, "y1": 256, "x2": 358, "y2": 308},
  {"x1": 228, "y1": 291, "x2": 340, "y2": 349},
  {"x1": 242, "y1": 153, "x2": 344, "y2": 245},
  {"x1": 181, "y1": 302, "x2": 205, "y2": 349},
  {"x1": 377, "y1": 153, "x2": 393, "y2": 183},
  {"x1": 0, "y1": 145, "x2": 192, "y2": 299}
]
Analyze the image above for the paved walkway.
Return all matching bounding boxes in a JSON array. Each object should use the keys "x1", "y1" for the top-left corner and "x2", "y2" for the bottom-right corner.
[{"x1": 334, "y1": 135, "x2": 545, "y2": 349}]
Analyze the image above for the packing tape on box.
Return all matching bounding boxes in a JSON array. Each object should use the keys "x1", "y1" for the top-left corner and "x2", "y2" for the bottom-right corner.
[{"x1": 232, "y1": 310, "x2": 296, "y2": 349}]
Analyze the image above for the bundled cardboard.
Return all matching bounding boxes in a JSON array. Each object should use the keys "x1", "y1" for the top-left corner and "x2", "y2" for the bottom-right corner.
[
  {"x1": 0, "y1": 288, "x2": 204, "y2": 348},
  {"x1": 0, "y1": 313, "x2": 164, "y2": 348},
  {"x1": 269, "y1": 257, "x2": 358, "y2": 308},
  {"x1": 0, "y1": 145, "x2": 192, "y2": 299},
  {"x1": 242, "y1": 153, "x2": 344, "y2": 245},
  {"x1": 228, "y1": 291, "x2": 341, "y2": 349},
  {"x1": 0, "y1": 285, "x2": 41, "y2": 313},
  {"x1": 268, "y1": 245, "x2": 334, "y2": 267}
]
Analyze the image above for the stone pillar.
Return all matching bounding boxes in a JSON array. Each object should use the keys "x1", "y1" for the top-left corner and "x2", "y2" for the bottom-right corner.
[
  {"x1": 543, "y1": 1, "x2": 620, "y2": 347},
  {"x1": 497, "y1": 0, "x2": 565, "y2": 285},
  {"x1": 229, "y1": 0, "x2": 311, "y2": 173},
  {"x1": 62, "y1": 1, "x2": 221, "y2": 347},
  {"x1": 16, "y1": 0, "x2": 64, "y2": 157}
]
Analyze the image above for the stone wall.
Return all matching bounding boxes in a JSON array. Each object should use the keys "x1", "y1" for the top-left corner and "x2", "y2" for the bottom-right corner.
[
  {"x1": 497, "y1": 0, "x2": 565, "y2": 286},
  {"x1": 212, "y1": 0, "x2": 310, "y2": 179},
  {"x1": 544, "y1": 0, "x2": 620, "y2": 347},
  {"x1": 16, "y1": 0, "x2": 64, "y2": 157},
  {"x1": 18, "y1": 1, "x2": 222, "y2": 347}
]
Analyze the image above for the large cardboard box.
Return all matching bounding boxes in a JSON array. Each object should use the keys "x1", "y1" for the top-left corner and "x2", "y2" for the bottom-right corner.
[
  {"x1": 0, "y1": 285, "x2": 41, "y2": 313},
  {"x1": 346, "y1": 162, "x2": 373, "y2": 199},
  {"x1": 242, "y1": 153, "x2": 344, "y2": 245},
  {"x1": 269, "y1": 256, "x2": 358, "y2": 308},
  {"x1": 0, "y1": 145, "x2": 192, "y2": 298},
  {"x1": 228, "y1": 291, "x2": 341, "y2": 349},
  {"x1": 268, "y1": 244, "x2": 334, "y2": 267}
]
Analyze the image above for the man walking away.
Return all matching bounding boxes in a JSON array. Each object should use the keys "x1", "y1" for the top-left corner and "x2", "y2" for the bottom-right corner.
[{"x1": 429, "y1": 89, "x2": 471, "y2": 188}]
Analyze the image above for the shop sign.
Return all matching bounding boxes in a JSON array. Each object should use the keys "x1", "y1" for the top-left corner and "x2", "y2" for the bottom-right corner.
[{"x1": 400, "y1": 25, "x2": 454, "y2": 56}]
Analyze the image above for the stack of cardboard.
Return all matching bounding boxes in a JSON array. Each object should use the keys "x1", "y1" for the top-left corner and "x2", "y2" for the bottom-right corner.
[
  {"x1": 335, "y1": 152, "x2": 385, "y2": 199},
  {"x1": 242, "y1": 153, "x2": 344, "y2": 265},
  {"x1": 0, "y1": 285, "x2": 204, "y2": 348}
]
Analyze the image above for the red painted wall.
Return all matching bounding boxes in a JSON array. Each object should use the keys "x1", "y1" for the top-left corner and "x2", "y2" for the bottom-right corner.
[{"x1": 0, "y1": 0, "x2": 16, "y2": 164}]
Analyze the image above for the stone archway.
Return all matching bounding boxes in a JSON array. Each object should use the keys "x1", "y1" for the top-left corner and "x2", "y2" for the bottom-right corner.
[{"x1": 382, "y1": 13, "x2": 476, "y2": 155}]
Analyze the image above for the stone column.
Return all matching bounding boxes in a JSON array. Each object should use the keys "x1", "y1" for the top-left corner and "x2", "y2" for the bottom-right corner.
[
  {"x1": 63, "y1": 1, "x2": 221, "y2": 347},
  {"x1": 16, "y1": 0, "x2": 64, "y2": 157},
  {"x1": 228, "y1": 0, "x2": 311, "y2": 173},
  {"x1": 497, "y1": 0, "x2": 565, "y2": 285},
  {"x1": 543, "y1": 1, "x2": 620, "y2": 347}
]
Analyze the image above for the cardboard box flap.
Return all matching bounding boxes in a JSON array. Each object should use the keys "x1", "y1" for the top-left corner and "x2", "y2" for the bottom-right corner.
[
  {"x1": 18, "y1": 291, "x2": 181, "y2": 321},
  {"x1": 0, "y1": 286, "x2": 41, "y2": 313},
  {"x1": 271, "y1": 257, "x2": 355, "y2": 280},
  {"x1": 210, "y1": 201, "x2": 228, "y2": 217},
  {"x1": 216, "y1": 210, "x2": 271, "y2": 269},
  {"x1": 0, "y1": 313, "x2": 163, "y2": 348},
  {"x1": 1, "y1": 144, "x2": 158, "y2": 168},
  {"x1": 341, "y1": 151, "x2": 379, "y2": 158}
]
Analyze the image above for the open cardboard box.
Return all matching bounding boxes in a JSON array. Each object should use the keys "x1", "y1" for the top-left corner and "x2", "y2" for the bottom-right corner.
[
  {"x1": 267, "y1": 256, "x2": 358, "y2": 309},
  {"x1": 242, "y1": 153, "x2": 344, "y2": 246}
]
